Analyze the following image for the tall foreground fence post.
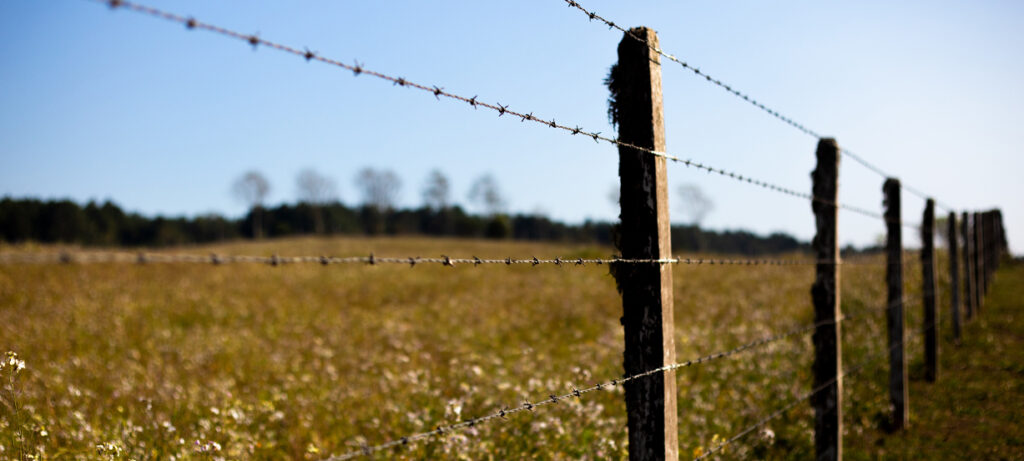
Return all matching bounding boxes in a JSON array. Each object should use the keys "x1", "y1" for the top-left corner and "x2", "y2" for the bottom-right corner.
[
  {"x1": 883, "y1": 178, "x2": 908, "y2": 429},
  {"x1": 609, "y1": 26, "x2": 678, "y2": 461},
  {"x1": 921, "y1": 199, "x2": 937, "y2": 381},
  {"x1": 811, "y1": 139, "x2": 842, "y2": 460},
  {"x1": 948, "y1": 212, "x2": 961, "y2": 342},
  {"x1": 963, "y1": 212, "x2": 975, "y2": 320}
]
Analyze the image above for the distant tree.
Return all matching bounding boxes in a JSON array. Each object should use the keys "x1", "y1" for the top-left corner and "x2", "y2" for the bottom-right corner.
[
  {"x1": 296, "y1": 168, "x2": 338, "y2": 234},
  {"x1": 677, "y1": 184, "x2": 713, "y2": 226},
  {"x1": 935, "y1": 215, "x2": 950, "y2": 249},
  {"x1": 232, "y1": 171, "x2": 271, "y2": 239},
  {"x1": 467, "y1": 174, "x2": 506, "y2": 217},
  {"x1": 355, "y1": 168, "x2": 402, "y2": 212},
  {"x1": 608, "y1": 184, "x2": 620, "y2": 211},
  {"x1": 296, "y1": 169, "x2": 338, "y2": 205},
  {"x1": 421, "y1": 169, "x2": 451, "y2": 211}
]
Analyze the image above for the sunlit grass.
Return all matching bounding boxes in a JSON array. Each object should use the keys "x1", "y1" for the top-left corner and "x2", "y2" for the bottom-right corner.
[{"x1": 0, "y1": 236, "x2": 960, "y2": 459}]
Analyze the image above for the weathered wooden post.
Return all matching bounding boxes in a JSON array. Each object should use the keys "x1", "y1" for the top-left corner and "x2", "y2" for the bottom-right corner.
[
  {"x1": 609, "y1": 26, "x2": 678, "y2": 461},
  {"x1": 811, "y1": 138, "x2": 842, "y2": 460},
  {"x1": 921, "y1": 199, "x2": 937, "y2": 381},
  {"x1": 962, "y1": 212, "x2": 975, "y2": 320},
  {"x1": 884, "y1": 178, "x2": 908, "y2": 429},
  {"x1": 948, "y1": 212, "x2": 961, "y2": 342},
  {"x1": 980, "y1": 212, "x2": 989, "y2": 296},
  {"x1": 984, "y1": 211, "x2": 995, "y2": 288},
  {"x1": 995, "y1": 210, "x2": 1006, "y2": 265},
  {"x1": 973, "y1": 212, "x2": 983, "y2": 311}
]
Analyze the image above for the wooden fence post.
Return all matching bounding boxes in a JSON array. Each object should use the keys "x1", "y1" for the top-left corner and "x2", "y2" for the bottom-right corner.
[
  {"x1": 980, "y1": 212, "x2": 988, "y2": 297},
  {"x1": 983, "y1": 212, "x2": 991, "y2": 290},
  {"x1": 973, "y1": 212, "x2": 983, "y2": 312},
  {"x1": 609, "y1": 26, "x2": 678, "y2": 461},
  {"x1": 962, "y1": 212, "x2": 974, "y2": 321},
  {"x1": 811, "y1": 138, "x2": 842, "y2": 460},
  {"x1": 996, "y1": 210, "x2": 1006, "y2": 263},
  {"x1": 921, "y1": 199, "x2": 937, "y2": 381},
  {"x1": 883, "y1": 178, "x2": 908, "y2": 429},
  {"x1": 948, "y1": 212, "x2": 961, "y2": 342}
]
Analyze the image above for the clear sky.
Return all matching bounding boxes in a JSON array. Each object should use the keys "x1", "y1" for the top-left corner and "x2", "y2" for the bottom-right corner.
[{"x1": 2, "y1": 0, "x2": 1022, "y2": 254}]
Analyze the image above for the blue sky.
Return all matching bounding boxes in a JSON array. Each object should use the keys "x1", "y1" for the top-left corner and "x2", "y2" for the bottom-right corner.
[{"x1": 1, "y1": 0, "x2": 1022, "y2": 253}]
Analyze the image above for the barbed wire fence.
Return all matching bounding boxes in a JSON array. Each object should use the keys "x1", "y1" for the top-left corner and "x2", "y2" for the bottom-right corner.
[{"x1": 0, "y1": 0, "x2": 1012, "y2": 459}]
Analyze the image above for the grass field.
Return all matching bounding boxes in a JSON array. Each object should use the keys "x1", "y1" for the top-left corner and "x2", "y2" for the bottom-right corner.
[{"x1": 0, "y1": 236, "x2": 1015, "y2": 460}]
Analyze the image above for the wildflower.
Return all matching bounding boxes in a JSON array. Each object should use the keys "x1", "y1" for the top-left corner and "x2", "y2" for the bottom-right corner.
[
  {"x1": 96, "y1": 442, "x2": 123, "y2": 456},
  {"x1": 194, "y1": 440, "x2": 222, "y2": 453},
  {"x1": 306, "y1": 443, "x2": 320, "y2": 454},
  {"x1": 710, "y1": 433, "x2": 726, "y2": 454},
  {"x1": 1, "y1": 351, "x2": 25, "y2": 373}
]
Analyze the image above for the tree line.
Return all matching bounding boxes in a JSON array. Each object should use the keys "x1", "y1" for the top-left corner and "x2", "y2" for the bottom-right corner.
[
  {"x1": 0, "y1": 167, "x2": 810, "y2": 255},
  {"x1": 0, "y1": 197, "x2": 808, "y2": 255}
]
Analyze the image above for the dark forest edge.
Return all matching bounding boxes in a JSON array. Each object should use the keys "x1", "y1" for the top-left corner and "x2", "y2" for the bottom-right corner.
[{"x1": 0, "y1": 197, "x2": 822, "y2": 256}]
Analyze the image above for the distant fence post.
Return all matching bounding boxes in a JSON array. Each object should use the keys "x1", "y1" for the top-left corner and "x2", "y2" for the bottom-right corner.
[
  {"x1": 973, "y1": 212, "x2": 983, "y2": 312},
  {"x1": 948, "y1": 212, "x2": 961, "y2": 342},
  {"x1": 921, "y1": 199, "x2": 937, "y2": 381},
  {"x1": 883, "y1": 178, "x2": 908, "y2": 429},
  {"x1": 811, "y1": 138, "x2": 842, "y2": 460},
  {"x1": 980, "y1": 212, "x2": 988, "y2": 297},
  {"x1": 609, "y1": 26, "x2": 678, "y2": 461},
  {"x1": 963, "y1": 212, "x2": 975, "y2": 320},
  {"x1": 983, "y1": 212, "x2": 991, "y2": 290}
]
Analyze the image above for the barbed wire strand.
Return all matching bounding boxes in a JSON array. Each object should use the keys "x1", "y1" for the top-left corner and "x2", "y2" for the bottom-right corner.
[
  {"x1": 562, "y1": 0, "x2": 953, "y2": 215},
  {"x1": 693, "y1": 314, "x2": 942, "y2": 460},
  {"x1": 94, "y1": 0, "x2": 897, "y2": 227},
  {"x1": 0, "y1": 251, "x2": 895, "y2": 267},
  {"x1": 323, "y1": 316, "x2": 843, "y2": 460},
  {"x1": 840, "y1": 149, "x2": 954, "y2": 212}
]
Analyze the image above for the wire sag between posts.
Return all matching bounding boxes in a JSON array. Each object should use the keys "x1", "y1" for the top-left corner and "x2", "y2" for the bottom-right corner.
[
  {"x1": 324, "y1": 317, "x2": 839, "y2": 460},
  {"x1": 94, "y1": 0, "x2": 899, "y2": 227},
  {"x1": 694, "y1": 314, "x2": 946, "y2": 459},
  {"x1": 562, "y1": 0, "x2": 954, "y2": 213}
]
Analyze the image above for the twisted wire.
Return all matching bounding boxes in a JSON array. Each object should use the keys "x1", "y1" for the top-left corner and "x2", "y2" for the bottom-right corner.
[
  {"x1": 0, "y1": 251, "x2": 892, "y2": 267},
  {"x1": 94, "y1": 0, "x2": 896, "y2": 225},
  {"x1": 324, "y1": 317, "x2": 835, "y2": 460}
]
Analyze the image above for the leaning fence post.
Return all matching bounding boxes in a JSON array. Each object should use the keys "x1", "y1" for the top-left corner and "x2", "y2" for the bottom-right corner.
[
  {"x1": 811, "y1": 138, "x2": 842, "y2": 460},
  {"x1": 921, "y1": 199, "x2": 937, "y2": 381},
  {"x1": 962, "y1": 212, "x2": 975, "y2": 320},
  {"x1": 609, "y1": 26, "x2": 678, "y2": 461},
  {"x1": 948, "y1": 212, "x2": 961, "y2": 342},
  {"x1": 883, "y1": 178, "x2": 908, "y2": 429}
]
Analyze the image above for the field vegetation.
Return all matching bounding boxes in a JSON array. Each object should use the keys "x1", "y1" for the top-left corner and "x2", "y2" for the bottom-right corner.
[{"x1": 0, "y1": 235, "x2": 1011, "y2": 460}]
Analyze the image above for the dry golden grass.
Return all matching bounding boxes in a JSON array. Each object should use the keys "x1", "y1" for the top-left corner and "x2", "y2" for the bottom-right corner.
[{"x1": 0, "y1": 236, "x2": 958, "y2": 459}]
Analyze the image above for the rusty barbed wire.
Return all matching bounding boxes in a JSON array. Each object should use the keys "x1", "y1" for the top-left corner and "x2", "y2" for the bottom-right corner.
[
  {"x1": 562, "y1": 0, "x2": 954, "y2": 216},
  {"x1": 323, "y1": 316, "x2": 835, "y2": 460},
  {"x1": 694, "y1": 314, "x2": 943, "y2": 459},
  {"x1": 0, "y1": 251, "x2": 892, "y2": 268},
  {"x1": 91, "y1": 0, "x2": 901, "y2": 227}
]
